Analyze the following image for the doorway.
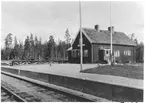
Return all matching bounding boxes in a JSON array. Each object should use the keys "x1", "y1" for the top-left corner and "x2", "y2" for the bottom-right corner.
[
  {"x1": 99, "y1": 49, "x2": 111, "y2": 63},
  {"x1": 99, "y1": 49, "x2": 104, "y2": 61}
]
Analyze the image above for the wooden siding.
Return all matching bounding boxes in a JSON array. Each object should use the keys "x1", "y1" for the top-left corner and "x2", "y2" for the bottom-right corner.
[
  {"x1": 92, "y1": 44, "x2": 136, "y2": 63},
  {"x1": 92, "y1": 44, "x2": 99, "y2": 63},
  {"x1": 72, "y1": 32, "x2": 92, "y2": 63},
  {"x1": 68, "y1": 51, "x2": 72, "y2": 63},
  {"x1": 113, "y1": 45, "x2": 135, "y2": 63}
]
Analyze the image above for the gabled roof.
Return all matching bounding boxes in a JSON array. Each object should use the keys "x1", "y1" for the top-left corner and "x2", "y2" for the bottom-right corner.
[
  {"x1": 82, "y1": 28, "x2": 136, "y2": 46},
  {"x1": 71, "y1": 28, "x2": 93, "y2": 47}
]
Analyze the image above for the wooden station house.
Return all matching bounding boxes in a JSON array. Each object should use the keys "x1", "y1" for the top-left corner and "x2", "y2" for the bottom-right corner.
[{"x1": 67, "y1": 25, "x2": 136, "y2": 63}]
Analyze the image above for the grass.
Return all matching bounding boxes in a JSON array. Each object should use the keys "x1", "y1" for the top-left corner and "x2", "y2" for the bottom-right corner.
[{"x1": 80, "y1": 64, "x2": 143, "y2": 80}]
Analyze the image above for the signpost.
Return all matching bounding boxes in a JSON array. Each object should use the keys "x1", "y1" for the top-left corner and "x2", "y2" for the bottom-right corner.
[{"x1": 79, "y1": 0, "x2": 83, "y2": 71}]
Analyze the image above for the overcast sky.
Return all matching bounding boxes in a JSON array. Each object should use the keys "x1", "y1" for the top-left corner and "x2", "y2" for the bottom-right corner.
[{"x1": 1, "y1": 1, "x2": 144, "y2": 48}]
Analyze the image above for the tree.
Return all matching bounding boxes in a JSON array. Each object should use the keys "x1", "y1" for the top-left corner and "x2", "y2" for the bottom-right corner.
[
  {"x1": 1, "y1": 49, "x2": 6, "y2": 60},
  {"x1": 9, "y1": 49, "x2": 15, "y2": 59},
  {"x1": 2, "y1": 32, "x2": 73, "y2": 61},
  {"x1": 64, "y1": 29, "x2": 71, "y2": 59},
  {"x1": 13, "y1": 36, "x2": 19, "y2": 59},
  {"x1": 24, "y1": 36, "x2": 30, "y2": 60},
  {"x1": 57, "y1": 40, "x2": 63, "y2": 60},
  {"x1": 18, "y1": 41, "x2": 24, "y2": 60},
  {"x1": 43, "y1": 41, "x2": 50, "y2": 60},
  {"x1": 57, "y1": 40, "x2": 67, "y2": 60},
  {"x1": 134, "y1": 38, "x2": 138, "y2": 45},
  {"x1": 64, "y1": 29, "x2": 71, "y2": 49},
  {"x1": 129, "y1": 33, "x2": 144, "y2": 63},
  {"x1": 30, "y1": 33, "x2": 35, "y2": 59},
  {"x1": 34, "y1": 35, "x2": 40, "y2": 60},
  {"x1": 5, "y1": 33, "x2": 13, "y2": 48},
  {"x1": 130, "y1": 33, "x2": 135, "y2": 41},
  {"x1": 48, "y1": 35, "x2": 55, "y2": 60},
  {"x1": 4, "y1": 33, "x2": 13, "y2": 60},
  {"x1": 136, "y1": 42, "x2": 144, "y2": 63},
  {"x1": 38, "y1": 37, "x2": 43, "y2": 60},
  {"x1": 62, "y1": 41, "x2": 67, "y2": 60}
]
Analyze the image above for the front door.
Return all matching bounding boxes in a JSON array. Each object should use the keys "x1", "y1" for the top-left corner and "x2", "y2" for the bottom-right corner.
[
  {"x1": 99, "y1": 49, "x2": 104, "y2": 61},
  {"x1": 104, "y1": 49, "x2": 111, "y2": 64},
  {"x1": 99, "y1": 49, "x2": 111, "y2": 63}
]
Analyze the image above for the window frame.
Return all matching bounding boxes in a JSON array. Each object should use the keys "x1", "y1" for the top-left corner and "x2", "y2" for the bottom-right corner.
[
  {"x1": 72, "y1": 50, "x2": 77, "y2": 57},
  {"x1": 114, "y1": 50, "x2": 120, "y2": 57},
  {"x1": 83, "y1": 49, "x2": 88, "y2": 57},
  {"x1": 124, "y1": 50, "x2": 131, "y2": 56}
]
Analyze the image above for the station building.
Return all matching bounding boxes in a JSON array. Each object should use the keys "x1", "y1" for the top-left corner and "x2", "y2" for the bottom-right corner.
[{"x1": 67, "y1": 25, "x2": 136, "y2": 63}]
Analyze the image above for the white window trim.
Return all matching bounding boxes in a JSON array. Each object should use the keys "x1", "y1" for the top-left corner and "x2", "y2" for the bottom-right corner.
[
  {"x1": 114, "y1": 50, "x2": 120, "y2": 57},
  {"x1": 124, "y1": 50, "x2": 131, "y2": 56},
  {"x1": 84, "y1": 49, "x2": 88, "y2": 57}
]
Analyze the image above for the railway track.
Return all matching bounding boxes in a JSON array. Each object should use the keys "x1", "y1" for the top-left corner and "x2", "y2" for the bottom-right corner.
[
  {"x1": 1, "y1": 85, "x2": 26, "y2": 102},
  {"x1": 1, "y1": 72, "x2": 98, "y2": 102}
]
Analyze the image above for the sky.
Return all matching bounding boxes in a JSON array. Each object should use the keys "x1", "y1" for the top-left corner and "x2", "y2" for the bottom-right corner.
[{"x1": 1, "y1": 1, "x2": 144, "y2": 48}]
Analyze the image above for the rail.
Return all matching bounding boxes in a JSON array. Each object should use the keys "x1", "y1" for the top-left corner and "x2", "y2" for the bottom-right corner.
[
  {"x1": 1, "y1": 85, "x2": 26, "y2": 102},
  {"x1": 2, "y1": 71, "x2": 99, "y2": 102}
]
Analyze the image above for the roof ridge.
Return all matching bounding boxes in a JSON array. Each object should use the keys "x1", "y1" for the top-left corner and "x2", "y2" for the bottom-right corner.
[
  {"x1": 83, "y1": 28, "x2": 107, "y2": 32},
  {"x1": 83, "y1": 27, "x2": 126, "y2": 34}
]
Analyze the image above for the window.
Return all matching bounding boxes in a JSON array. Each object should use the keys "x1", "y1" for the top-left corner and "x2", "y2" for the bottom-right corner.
[
  {"x1": 114, "y1": 50, "x2": 120, "y2": 57},
  {"x1": 124, "y1": 51, "x2": 126, "y2": 55},
  {"x1": 106, "y1": 51, "x2": 108, "y2": 54},
  {"x1": 118, "y1": 51, "x2": 120, "y2": 57},
  {"x1": 84, "y1": 50, "x2": 88, "y2": 57},
  {"x1": 114, "y1": 51, "x2": 117, "y2": 57},
  {"x1": 127, "y1": 50, "x2": 129, "y2": 56},
  {"x1": 128, "y1": 50, "x2": 131, "y2": 56},
  {"x1": 77, "y1": 50, "x2": 80, "y2": 57},
  {"x1": 72, "y1": 50, "x2": 77, "y2": 57},
  {"x1": 124, "y1": 50, "x2": 131, "y2": 56},
  {"x1": 105, "y1": 50, "x2": 110, "y2": 56},
  {"x1": 71, "y1": 50, "x2": 74, "y2": 57}
]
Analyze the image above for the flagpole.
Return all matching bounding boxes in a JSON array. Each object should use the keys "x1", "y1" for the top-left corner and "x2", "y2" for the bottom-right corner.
[
  {"x1": 79, "y1": 0, "x2": 83, "y2": 71},
  {"x1": 110, "y1": 1, "x2": 113, "y2": 65}
]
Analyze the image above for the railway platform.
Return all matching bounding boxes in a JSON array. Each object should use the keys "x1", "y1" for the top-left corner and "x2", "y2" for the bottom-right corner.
[{"x1": 1, "y1": 64, "x2": 143, "y2": 102}]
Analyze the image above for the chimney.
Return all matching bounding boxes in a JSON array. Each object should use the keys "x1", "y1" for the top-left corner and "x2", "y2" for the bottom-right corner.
[
  {"x1": 94, "y1": 25, "x2": 99, "y2": 32},
  {"x1": 108, "y1": 26, "x2": 114, "y2": 34}
]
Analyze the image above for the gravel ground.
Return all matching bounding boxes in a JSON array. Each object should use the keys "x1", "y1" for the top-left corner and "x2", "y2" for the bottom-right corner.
[
  {"x1": 1, "y1": 89, "x2": 17, "y2": 102},
  {"x1": 1, "y1": 74, "x2": 80, "y2": 102}
]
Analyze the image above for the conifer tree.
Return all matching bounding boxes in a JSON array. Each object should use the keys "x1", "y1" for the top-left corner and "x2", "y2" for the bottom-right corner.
[
  {"x1": 24, "y1": 36, "x2": 30, "y2": 60},
  {"x1": 13, "y1": 36, "x2": 19, "y2": 59},
  {"x1": 64, "y1": 29, "x2": 71, "y2": 49},
  {"x1": 4, "y1": 33, "x2": 13, "y2": 59}
]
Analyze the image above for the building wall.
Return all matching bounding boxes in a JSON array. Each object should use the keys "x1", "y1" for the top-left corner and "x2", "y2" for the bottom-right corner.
[
  {"x1": 113, "y1": 45, "x2": 135, "y2": 63},
  {"x1": 92, "y1": 44, "x2": 136, "y2": 63},
  {"x1": 71, "y1": 32, "x2": 92, "y2": 63},
  {"x1": 68, "y1": 51, "x2": 72, "y2": 63},
  {"x1": 92, "y1": 44, "x2": 100, "y2": 63},
  {"x1": 69, "y1": 31, "x2": 136, "y2": 63}
]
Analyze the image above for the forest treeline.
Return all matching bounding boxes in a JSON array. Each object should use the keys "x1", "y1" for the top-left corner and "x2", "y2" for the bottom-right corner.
[
  {"x1": 129, "y1": 33, "x2": 144, "y2": 63},
  {"x1": 1, "y1": 31, "x2": 144, "y2": 63},
  {"x1": 1, "y1": 29, "x2": 72, "y2": 61}
]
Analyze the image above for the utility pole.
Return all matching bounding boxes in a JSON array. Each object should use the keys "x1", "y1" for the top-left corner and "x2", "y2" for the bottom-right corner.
[
  {"x1": 79, "y1": 0, "x2": 83, "y2": 71},
  {"x1": 110, "y1": 1, "x2": 113, "y2": 66}
]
